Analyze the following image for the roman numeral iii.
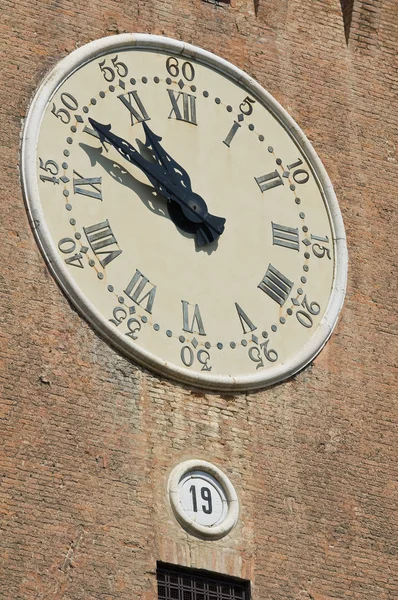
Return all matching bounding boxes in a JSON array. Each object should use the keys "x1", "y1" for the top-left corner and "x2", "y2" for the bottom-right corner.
[{"x1": 272, "y1": 223, "x2": 299, "y2": 251}]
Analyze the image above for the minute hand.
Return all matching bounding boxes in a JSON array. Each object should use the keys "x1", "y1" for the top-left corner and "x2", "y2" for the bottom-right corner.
[{"x1": 88, "y1": 119, "x2": 225, "y2": 246}]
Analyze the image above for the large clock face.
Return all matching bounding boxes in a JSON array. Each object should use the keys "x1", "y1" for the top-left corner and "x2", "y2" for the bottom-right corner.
[{"x1": 21, "y1": 34, "x2": 347, "y2": 391}]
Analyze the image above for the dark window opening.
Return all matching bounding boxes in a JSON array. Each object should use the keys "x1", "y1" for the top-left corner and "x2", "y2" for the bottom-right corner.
[
  {"x1": 340, "y1": 0, "x2": 355, "y2": 43},
  {"x1": 157, "y1": 562, "x2": 251, "y2": 600}
]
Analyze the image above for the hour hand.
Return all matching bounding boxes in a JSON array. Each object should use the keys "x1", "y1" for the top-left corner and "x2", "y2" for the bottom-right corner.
[
  {"x1": 142, "y1": 121, "x2": 193, "y2": 192},
  {"x1": 88, "y1": 118, "x2": 225, "y2": 246}
]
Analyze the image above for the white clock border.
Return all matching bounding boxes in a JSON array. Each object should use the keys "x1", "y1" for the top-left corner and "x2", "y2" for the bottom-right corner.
[{"x1": 21, "y1": 33, "x2": 348, "y2": 391}]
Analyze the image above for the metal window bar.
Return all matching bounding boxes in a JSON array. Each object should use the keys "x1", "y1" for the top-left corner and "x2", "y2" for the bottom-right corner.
[{"x1": 157, "y1": 563, "x2": 250, "y2": 600}]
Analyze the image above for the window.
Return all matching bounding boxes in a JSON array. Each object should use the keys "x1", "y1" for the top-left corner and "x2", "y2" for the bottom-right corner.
[
  {"x1": 157, "y1": 563, "x2": 251, "y2": 600},
  {"x1": 340, "y1": 0, "x2": 354, "y2": 42}
]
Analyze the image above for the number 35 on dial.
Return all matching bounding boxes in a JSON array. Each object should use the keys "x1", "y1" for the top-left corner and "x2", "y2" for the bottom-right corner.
[{"x1": 21, "y1": 34, "x2": 347, "y2": 391}]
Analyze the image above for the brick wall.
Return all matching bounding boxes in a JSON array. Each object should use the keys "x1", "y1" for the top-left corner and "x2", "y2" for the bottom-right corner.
[{"x1": 0, "y1": 1, "x2": 397, "y2": 599}]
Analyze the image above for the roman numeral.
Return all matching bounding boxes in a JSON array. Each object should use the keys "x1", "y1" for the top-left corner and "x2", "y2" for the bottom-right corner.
[
  {"x1": 182, "y1": 301, "x2": 206, "y2": 335},
  {"x1": 255, "y1": 170, "x2": 284, "y2": 193},
  {"x1": 272, "y1": 223, "x2": 300, "y2": 251},
  {"x1": 73, "y1": 171, "x2": 102, "y2": 200},
  {"x1": 124, "y1": 269, "x2": 157, "y2": 314},
  {"x1": 168, "y1": 90, "x2": 197, "y2": 125},
  {"x1": 235, "y1": 303, "x2": 257, "y2": 334},
  {"x1": 83, "y1": 125, "x2": 111, "y2": 149},
  {"x1": 223, "y1": 121, "x2": 241, "y2": 147},
  {"x1": 118, "y1": 90, "x2": 150, "y2": 126},
  {"x1": 258, "y1": 264, "x2": 293, "y2": 306},
  {"x1": 83, "y1": 220, "x2": 122, "y2": 268}
]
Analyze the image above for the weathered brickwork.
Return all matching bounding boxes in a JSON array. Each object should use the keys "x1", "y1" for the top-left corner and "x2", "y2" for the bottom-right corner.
[{"x1": 0, "y1": 1, "x2": 397, "y2": 599}]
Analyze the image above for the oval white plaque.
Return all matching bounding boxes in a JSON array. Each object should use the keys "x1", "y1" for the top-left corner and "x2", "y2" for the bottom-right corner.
[{"x1": 168, "y1": 460, "x2": 239, "y2": 539}]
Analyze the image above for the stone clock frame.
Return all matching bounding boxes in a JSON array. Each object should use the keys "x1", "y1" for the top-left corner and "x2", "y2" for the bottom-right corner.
[{"x1": 21, "y1": 33, "x2": 348, "y2": 391}]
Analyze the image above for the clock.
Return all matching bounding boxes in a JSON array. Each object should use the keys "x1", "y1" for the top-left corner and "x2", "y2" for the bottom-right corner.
[{"x1": 21, "y1": 34, "x2": 347, "y2": 391}]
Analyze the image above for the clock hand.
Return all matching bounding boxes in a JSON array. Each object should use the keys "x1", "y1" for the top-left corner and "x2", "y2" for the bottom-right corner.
[
  {"x1": 141, "y1": 121, "x2": 226, "y2": 246},
  {"x1": 142, "y1": 121, "x2": 193, "y2": 192},
  {"x1": 89, "y1": 118, "x2": 225, "y2": 246}
]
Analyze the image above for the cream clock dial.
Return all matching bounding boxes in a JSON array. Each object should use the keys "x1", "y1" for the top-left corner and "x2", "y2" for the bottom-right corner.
[{"x1": 21, "y1": 34, "x2": 347, "y2": 391}]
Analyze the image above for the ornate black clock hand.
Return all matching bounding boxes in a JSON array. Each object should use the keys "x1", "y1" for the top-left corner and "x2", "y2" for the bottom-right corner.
[
  {"x1": 88, "y1": 118, "x2": 225, "y2": 246},
  {"x1": 142, "y1": 121, "x2": 193, "y2": 192}
]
